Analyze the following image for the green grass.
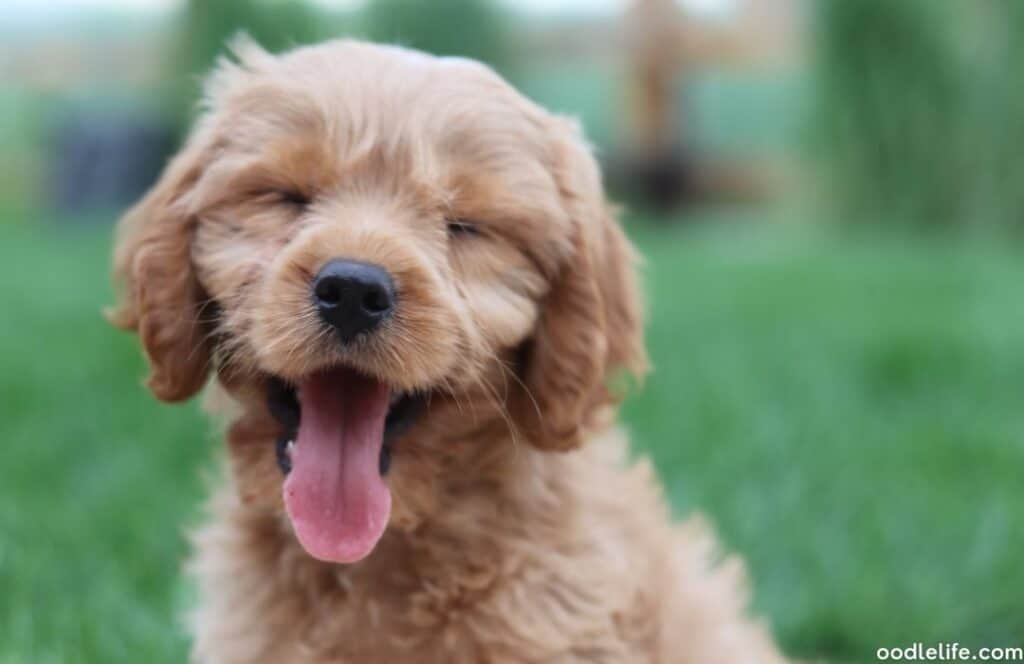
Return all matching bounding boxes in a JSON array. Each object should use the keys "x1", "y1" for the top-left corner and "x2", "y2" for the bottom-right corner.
[
  {"x1": 0, "y1": 222, "x2": 212, "y2": 662},
  {"x1": 3, "y1": 213, "x2": 1024, "y2": 663}
]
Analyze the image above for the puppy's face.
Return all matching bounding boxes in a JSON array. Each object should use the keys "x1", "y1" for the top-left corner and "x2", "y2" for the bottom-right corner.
[{"x1": 111, "y1": 40, "x2": 645, "y2": 564}]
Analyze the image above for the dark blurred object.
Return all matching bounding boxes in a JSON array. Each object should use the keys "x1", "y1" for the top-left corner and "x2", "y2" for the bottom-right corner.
[
  {"x1": 169, "y1": 0, "x2": 325, "y2": 134},
  {"x1": 628, "y1": 146, "x2": 696, "y2": 209},
  {"x1": 611, "y1": 149, "x2": 784, "y2": 211},
  {"x1": 49, "y1": 110, "x2": 175, "y2": 214},
  {"x1": 810, "y1": 0, "x2": 965, "y2": 226},
  {"x1": 52, "y1": 0, "x2": 329, "y2": 215},
  {"x1": 364, "y1": 0, "x2": 513, "y2": 76}
]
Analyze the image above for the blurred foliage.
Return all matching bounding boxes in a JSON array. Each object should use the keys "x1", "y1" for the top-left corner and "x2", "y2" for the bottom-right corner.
[
  {"x1": 165, "y1": 0, "x2": 515, "y2": 133},
  {"x1": 968, "y1": 1, "x2": 1024, "y2": 230},
  {"x1": 168, "y1": 0, "x2": 328, "y2": 133},
  {"x1": 364, "y1": 0, "x2": 514, "y2": 78},
  {"x1": 810, "y1": 0, "x2": 965, "y2": 226},
  {"x1": 812, "y1": 0, "x2": 1024, "y2": 232}
]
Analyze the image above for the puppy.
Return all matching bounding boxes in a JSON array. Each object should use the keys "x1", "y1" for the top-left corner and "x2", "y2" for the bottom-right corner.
[{"x1": 110, "y1": 38, "x2": 787, "y2": 663}]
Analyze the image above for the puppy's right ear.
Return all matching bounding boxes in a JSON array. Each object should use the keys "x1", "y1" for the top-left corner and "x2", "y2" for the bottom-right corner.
[
  {"x1": 108, "y1": 39, "x2": 275, "y2": 402},
  {"x1": 107, "y1": 135, "x2": 214, "y2": 402}
]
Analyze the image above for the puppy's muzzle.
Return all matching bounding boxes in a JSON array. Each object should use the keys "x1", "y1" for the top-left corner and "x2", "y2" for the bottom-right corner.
[{"x1": 312, "y1": 259, "x2": 396, "y2": 344}]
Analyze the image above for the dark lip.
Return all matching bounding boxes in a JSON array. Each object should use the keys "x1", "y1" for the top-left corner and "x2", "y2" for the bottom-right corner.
[{"x1": 266, "y1": 375, "x2": 424, "y2": 476}]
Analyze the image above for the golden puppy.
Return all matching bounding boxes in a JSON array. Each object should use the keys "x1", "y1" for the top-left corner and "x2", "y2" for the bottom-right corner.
[{"x1": 110, "y1": 38, "x2": 786, "y2": 663}]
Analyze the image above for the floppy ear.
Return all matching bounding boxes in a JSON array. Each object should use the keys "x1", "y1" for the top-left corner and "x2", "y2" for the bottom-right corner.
[
  {"x1": 107, "y1": 136, "x2": 214, "y2": 402},
  {"x1": 519, "y1": 119, "x2": 649, "y2": 451},
  {"x1": 108, "y1": 38, "x2": 281, "y2": 402}
]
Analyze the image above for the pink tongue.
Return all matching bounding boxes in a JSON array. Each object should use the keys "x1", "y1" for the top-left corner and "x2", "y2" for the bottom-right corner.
[{"x1": 283, "y1": 368, "x2": 392, "y2": 564}]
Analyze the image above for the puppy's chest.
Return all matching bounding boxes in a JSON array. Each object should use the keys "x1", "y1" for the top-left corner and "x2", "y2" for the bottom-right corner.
[
  {"x1": 262, "y1": 552, "x2": 646, "y2": 664},
  {"x1": 290, "y1": 555, "x2": 510, "y2": 660}
]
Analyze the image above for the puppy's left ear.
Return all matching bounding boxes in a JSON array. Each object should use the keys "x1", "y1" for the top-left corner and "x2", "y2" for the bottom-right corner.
[
  {"x1": 519, "y1": 119, "x2": 649, "y2": 451},
  {"x1": 107, "y1": 135, "x2": 214, "y2": 402}
]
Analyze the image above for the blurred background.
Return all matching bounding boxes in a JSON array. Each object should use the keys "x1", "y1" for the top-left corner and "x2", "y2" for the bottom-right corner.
[{"x1": 2, "y1": 1, "x2": 1023, "y2": 661}]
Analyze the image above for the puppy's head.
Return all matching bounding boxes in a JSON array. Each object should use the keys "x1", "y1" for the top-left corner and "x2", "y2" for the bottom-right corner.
[{"x1": 110, "y1": 39, "x2": 646, "y2": 564}]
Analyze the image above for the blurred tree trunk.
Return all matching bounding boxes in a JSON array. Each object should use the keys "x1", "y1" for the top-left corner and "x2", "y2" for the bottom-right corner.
[
  {"x1": 810, "y1": 0, "x2": 965, "y2": 226},
  {"x1": 625, "y1": 0, "x2": 690, "y2": 209}
]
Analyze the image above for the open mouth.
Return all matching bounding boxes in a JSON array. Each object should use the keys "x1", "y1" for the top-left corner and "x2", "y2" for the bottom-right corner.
[{"x1": 266, "y1": 369, "x2": 423, "y2": 564}]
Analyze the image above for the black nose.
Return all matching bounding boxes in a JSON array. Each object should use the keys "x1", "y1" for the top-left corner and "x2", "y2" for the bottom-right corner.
[{"x1": 312, "y1": 259, "x2": 396, "y2": 343}]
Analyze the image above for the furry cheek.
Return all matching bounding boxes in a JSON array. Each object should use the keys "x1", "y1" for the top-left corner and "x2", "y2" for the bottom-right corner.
[{"x1": 461, "y1": 279, "x2": 541, "y2": 350}]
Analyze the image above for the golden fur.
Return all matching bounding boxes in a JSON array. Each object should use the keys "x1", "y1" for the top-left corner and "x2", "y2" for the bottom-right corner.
[{"x1": 110, "y1": 38, "x2": 787, "y2": 663}]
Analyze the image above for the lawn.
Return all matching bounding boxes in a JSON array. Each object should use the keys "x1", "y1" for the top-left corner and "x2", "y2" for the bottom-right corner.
[{"x1": 2, "y1": 212, "x2": 1023, "y2": 663}]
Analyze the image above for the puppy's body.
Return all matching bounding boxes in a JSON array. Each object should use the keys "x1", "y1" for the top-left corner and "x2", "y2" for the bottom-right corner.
[
  {"x1": 192, "y1": 421, "x2": 782, "y2": 663},
  {"x1": 110, "y1": 40, "x2": 786, "y2": 663}
]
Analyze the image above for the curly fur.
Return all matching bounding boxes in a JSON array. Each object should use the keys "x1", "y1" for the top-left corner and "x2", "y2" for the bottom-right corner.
[{"x1": 109, "y1": 38, "x2": 787, "y2": 663}]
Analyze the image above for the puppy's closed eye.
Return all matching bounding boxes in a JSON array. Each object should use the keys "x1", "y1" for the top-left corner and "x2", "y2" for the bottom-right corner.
[
  {"x1": 254, "y1": 189, "x2": 311, "y2": 209},
  {"x1": 279, "y1": 190, "x2": 311, "y2": 207},
  {"x1": 446, "y1": 219, "x2": 481, "y2": 238}
]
